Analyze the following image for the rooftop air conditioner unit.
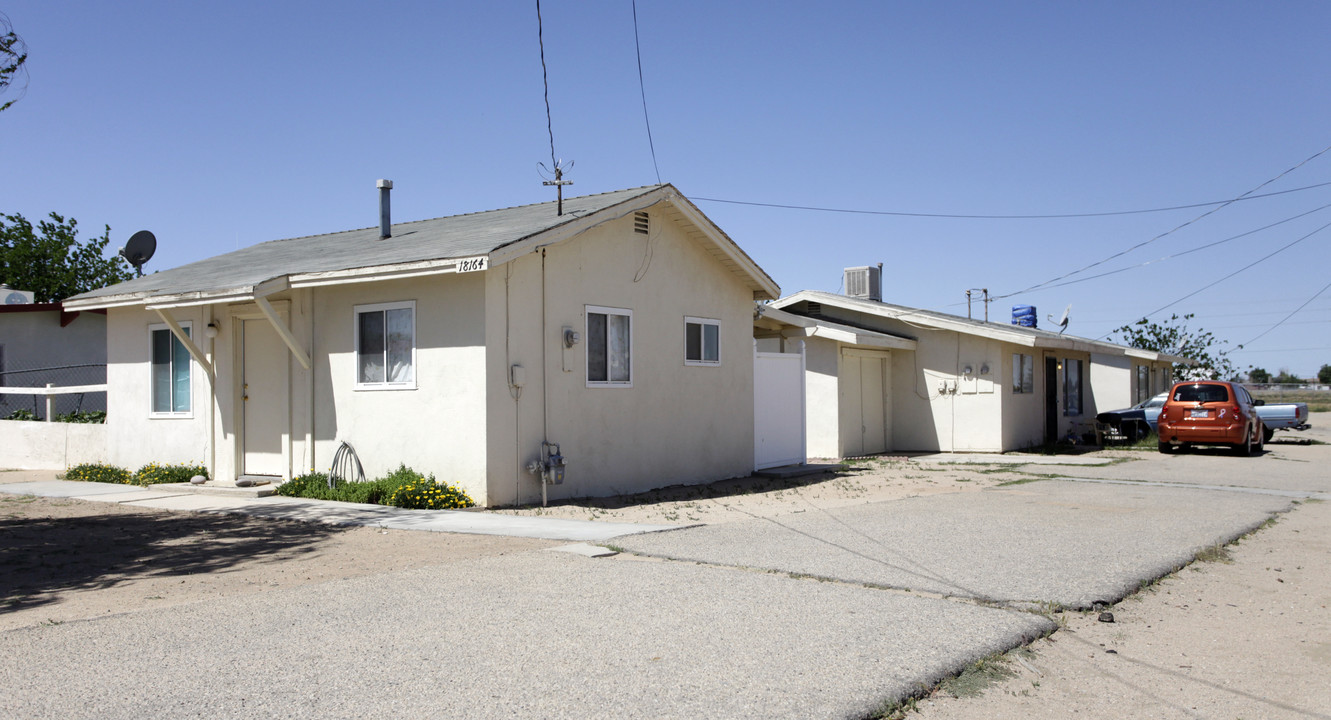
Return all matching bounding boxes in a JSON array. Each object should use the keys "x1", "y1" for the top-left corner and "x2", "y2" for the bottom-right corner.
[{"x1": 844, "y1": 265, "x2": 882, "y2": 302}]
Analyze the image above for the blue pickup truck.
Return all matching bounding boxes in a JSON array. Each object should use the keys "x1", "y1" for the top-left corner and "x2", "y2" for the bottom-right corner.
[{"x1": 1096, "y1": 392, "x2": 1310, "y2": 444}]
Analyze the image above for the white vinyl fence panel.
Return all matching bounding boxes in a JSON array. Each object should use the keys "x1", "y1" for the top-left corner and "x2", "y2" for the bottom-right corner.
[{"x1": 754, "y1": 342, "x2": 806, "y2": 470}]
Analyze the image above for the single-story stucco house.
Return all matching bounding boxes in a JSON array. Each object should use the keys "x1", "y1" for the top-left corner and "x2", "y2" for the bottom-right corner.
[
  {"x1": 754, "y1": 274, "x2": 1188, "y2": 457},
  {"x1": 64, "y1": 184, "x2": 780, "y2": 506}
]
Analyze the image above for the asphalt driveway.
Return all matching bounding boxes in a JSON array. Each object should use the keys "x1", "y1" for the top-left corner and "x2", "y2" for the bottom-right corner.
[
  {"x1": 612, "y1": 480, "x2": 1294, "y2": 609},
  {"x1": 1, "y1": 548, "x2": 1051, "y2": 720}
]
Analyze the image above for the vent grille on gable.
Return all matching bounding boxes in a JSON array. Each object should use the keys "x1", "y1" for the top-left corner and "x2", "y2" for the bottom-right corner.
[
  {"x1": 806, "y1": 302, "x2": 823, "y2": 317},
  {"x1": 633, "y1": 211, "x2": 649, "y2": 235}
]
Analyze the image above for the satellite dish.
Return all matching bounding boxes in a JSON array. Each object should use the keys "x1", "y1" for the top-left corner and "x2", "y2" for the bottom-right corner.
[
  {"x1": 119, "y1": 230, "x2": 157, "y2": 277},
  {"x1": 1048, "y1": 304, "x2": 1072, "y2": 334}
]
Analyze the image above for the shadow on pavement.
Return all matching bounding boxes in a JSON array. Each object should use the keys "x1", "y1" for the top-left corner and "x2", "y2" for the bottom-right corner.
[{"x1": 0, "y1": 506, "x2": 346, "y2": 614}]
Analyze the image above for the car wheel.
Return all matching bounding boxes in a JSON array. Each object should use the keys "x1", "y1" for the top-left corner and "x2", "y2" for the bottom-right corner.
[
  {"x1": 1263, "y1": 425, "x2": 1274, "y2": 444},
  {"x1": 1233, "y1": 428, "x2": 1251, "y2": 456},
  {"x1": 1252, "y1": 424, "x2": 1264, "y2": 455},
  {"x1": 1158, "y1": 441, "x2": 1173, "y2": 454}
]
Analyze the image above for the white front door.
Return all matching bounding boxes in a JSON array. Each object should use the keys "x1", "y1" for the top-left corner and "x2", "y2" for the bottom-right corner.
[{"x1": 241, "y1": 318, "x2": 287, "y2": 477}]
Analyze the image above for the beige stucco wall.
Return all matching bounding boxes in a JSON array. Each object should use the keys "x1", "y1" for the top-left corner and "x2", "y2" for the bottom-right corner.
[
  {"x1": 105, "y1": 306, "x2": 213, "y2": 471},
  {"x1": 308, "y1": 275, "x2": 488, "y2": 498},
  {"x1": 1091, "y1": 352, "x2": 1131, "y2": 416},
  {"x1": 802, "y1": 336, "x2": 842, "y2": 458},
  {"x1": 104, "y1": 275, "x2": 489, "y2": 494},
  {"x1": 1001, "y1": 348, "x2": 1045, "y2": 451},
  {"x1": 485, "y1": 204, "x2": 756, "y2": 506},
  {"x1": 0, "y1": 420, "x2": 108, "y2": 469}
]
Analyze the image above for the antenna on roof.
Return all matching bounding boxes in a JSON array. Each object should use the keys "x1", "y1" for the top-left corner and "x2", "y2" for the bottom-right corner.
[
  {"x1": 119, "y1": 230, "x2": 157, "y2": 277},
  {"x1": 539, "y1": 159, "x2": 574, "y2": 216},
  {"x1": 1049, "y1": 303, "x2": 1072, "y2": 334}
]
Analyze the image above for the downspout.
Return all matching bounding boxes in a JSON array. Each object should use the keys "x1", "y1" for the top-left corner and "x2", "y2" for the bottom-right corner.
[{"x1": 540, "y1": 247, "x2": 549, "y2": 508}]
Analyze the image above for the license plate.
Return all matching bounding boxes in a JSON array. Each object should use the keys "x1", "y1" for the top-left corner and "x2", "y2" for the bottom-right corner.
[{"x1": 1190, "y1": 408, "x2": 1209, "y2": 418}]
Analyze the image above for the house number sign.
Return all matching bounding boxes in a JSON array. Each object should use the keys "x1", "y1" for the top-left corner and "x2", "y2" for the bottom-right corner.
[{"x1": 457, "y1": 256, "x2": 488, "y2": 273}]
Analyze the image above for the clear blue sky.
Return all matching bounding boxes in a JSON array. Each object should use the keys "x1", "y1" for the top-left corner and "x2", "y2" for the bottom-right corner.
[{"x1": 4, "y1": 1, "x2": 1329, "y2": 377}]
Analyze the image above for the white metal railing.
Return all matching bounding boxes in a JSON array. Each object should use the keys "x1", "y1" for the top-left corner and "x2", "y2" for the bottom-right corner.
[{"x1": 0, "y1": 383, "x2": 108, "y2": 422}]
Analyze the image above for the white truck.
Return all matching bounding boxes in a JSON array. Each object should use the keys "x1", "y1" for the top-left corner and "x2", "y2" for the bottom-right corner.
[{"x1": 1254, "y1": 400, "x2": 1311, "y2": 443}]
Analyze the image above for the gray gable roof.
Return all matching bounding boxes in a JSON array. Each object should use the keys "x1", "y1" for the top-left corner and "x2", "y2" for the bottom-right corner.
[
  {"x1": 70, "y1": 184, "x2": 772, "y2": 309},
  {"x1": 773, "y1": 290, "x2": 1192, "y2": 364}
]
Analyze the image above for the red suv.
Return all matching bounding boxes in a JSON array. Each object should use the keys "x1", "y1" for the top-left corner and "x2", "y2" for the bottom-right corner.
[{"x1": 1158, "y1": 380, "x2": 1264, "y2": 455}]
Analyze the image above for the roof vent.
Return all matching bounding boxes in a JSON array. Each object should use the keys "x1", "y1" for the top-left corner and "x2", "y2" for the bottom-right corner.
[
  {"x1": 806, "y1": 301, "x2": 823, "y2": 317},
  {"x1": 844, "y1": 265, "x2": 882, "y2": 302},
  {"x1": 377, "y1": 179, "x2": 393, "y2": 240},
  {"x1": 634, "y1": 211, "x2": 649, "y2": 235}
]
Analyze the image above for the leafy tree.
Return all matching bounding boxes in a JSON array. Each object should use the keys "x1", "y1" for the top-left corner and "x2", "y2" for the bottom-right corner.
[
  {"x1": 1113, "y1": 313, "x2": 1241, "y2": 381},
  {"x1": 0, "y1": 12, "x2": 27, "y2": 113},
  {"x1": 1320, "y1": 364, "x2": 1331, "y2": 385},
  {"x1": 0, "y1": 212, "x2": 134, "y2": 302},
  {"x1": 1248, "y1": 367, "x2": 1271, "y2": 384},
  {"x1": 1272, "y1": 369, "x2": 1302, "y2": 385}
]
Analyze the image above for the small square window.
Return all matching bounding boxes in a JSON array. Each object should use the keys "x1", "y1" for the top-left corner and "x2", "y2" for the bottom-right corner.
[
  {"x1": 149, "y1": 323, "x2": 192, "y2": 417},
  {"x1": 685, "y1": 317, "x2": 720, "y2": 366},
  {"x1": 355, "y1": 301, "x2": 416, "y2": 390},
  {"x1": 587, "y1": 305, "x2": 632, "y2": 387}
]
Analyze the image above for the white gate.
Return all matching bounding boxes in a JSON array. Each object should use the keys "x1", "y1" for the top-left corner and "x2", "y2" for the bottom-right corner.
[{"x1": 754, "y1": 341, "x2": 806, "y2": 470}]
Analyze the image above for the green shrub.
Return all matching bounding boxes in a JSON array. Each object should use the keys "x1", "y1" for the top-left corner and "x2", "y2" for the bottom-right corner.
[
  {"x1": 275, "y1": 464, "x2": 473, "y2": 509},
  {"x1": 5, "y1": 409, "x2": 37, "y2": 421},
  {"x1": 64, "y1": 463, "x2": 132, "y2": 485},
  {"x1": 388, "y1": 475, "x2": 475, "y2": 509},
  {"x1": 132, "y1": 462, "x2": 209, "y2": 487},
  {"x1": 55, "y1": 410, "x2": 107, "y2": 423}
]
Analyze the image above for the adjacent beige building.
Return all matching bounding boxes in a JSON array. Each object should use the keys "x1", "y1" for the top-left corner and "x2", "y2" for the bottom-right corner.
[
  {"x1": 755, "y1": 287, "x2": 1185, "y2": 456},
  {"x1": 65, "y1": 185, "x2": 780, "y2": 506}
]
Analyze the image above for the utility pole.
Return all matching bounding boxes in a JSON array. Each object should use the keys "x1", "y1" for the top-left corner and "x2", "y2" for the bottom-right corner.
[{"x1": 542, "y1": 163, "x2": 573, "y2": 216}]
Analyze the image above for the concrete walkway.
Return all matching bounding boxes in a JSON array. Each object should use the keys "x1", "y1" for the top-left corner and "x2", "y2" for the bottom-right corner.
[{"x1": 0, "y1": 478, "x2": 677, "y2": 542}]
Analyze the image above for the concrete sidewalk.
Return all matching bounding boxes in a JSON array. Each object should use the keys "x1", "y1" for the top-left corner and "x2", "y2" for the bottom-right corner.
[{"x1": 0, "y1": 478, "x2": 677, "y2": 542}]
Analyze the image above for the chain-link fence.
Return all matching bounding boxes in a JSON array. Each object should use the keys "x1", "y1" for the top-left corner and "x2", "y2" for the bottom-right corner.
[{"x1": 0, "y1": 361, "x2": 107, "y2": 420}]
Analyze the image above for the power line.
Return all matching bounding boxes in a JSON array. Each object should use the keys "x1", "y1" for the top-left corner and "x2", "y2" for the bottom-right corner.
[
  {"x1": 1096, "y1": 219, "x2": 1331, "y2": 339},
  {"x1": 1230, "y1": 346, "x2": 1331, "y2": 354},
  {"x1": 1239, "y1": 279, "x2": 1331, "y2": 348},
  {"x1": 691, "y1": 179, "x2": 1331, "y2": 220},
  {"x1": 946, "y1": 200, "x2": 1331, "y2": 303},
  {"x1": 631, "y1": 0, "x2": 661, "y2": 184},
  {"x1": 996, "y1": 143, "x2": 1331, "y2": 300},
  {"x1": 536, "y1": 0, "x2": 557, "y2": 169}
]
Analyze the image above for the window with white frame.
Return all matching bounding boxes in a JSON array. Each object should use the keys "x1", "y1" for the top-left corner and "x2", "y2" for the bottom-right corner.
[
  {"x1": 1064, "y1": 358, "x2": 1083, "y2": 415},
  {"x1": 1011, "y1": 353, "x2": 1034, "y2": 394},
  {"x1": 685, "y1": 317, "x2": 720, "y2": 366},
  {"x1": 355, "y1": 301, "x2": 416, "y2": 389},
  {"x1": 587, "y1": 305, "x2": 632, "y2": 386},
  {"x1": 150, "y1": 323, "x2": 192, "y2": 416}
]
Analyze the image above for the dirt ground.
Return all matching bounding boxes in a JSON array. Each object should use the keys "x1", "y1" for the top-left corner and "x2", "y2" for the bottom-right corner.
[
  {"x1": 489, "y1": 455, "x2": 1035, "y2": 525},
  {"x1": 909, "y1": 495, "x2": 1331, "y2": 720},
  {"x1": 0, "y1": 486, "x2": 555, "y2": 632}
]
